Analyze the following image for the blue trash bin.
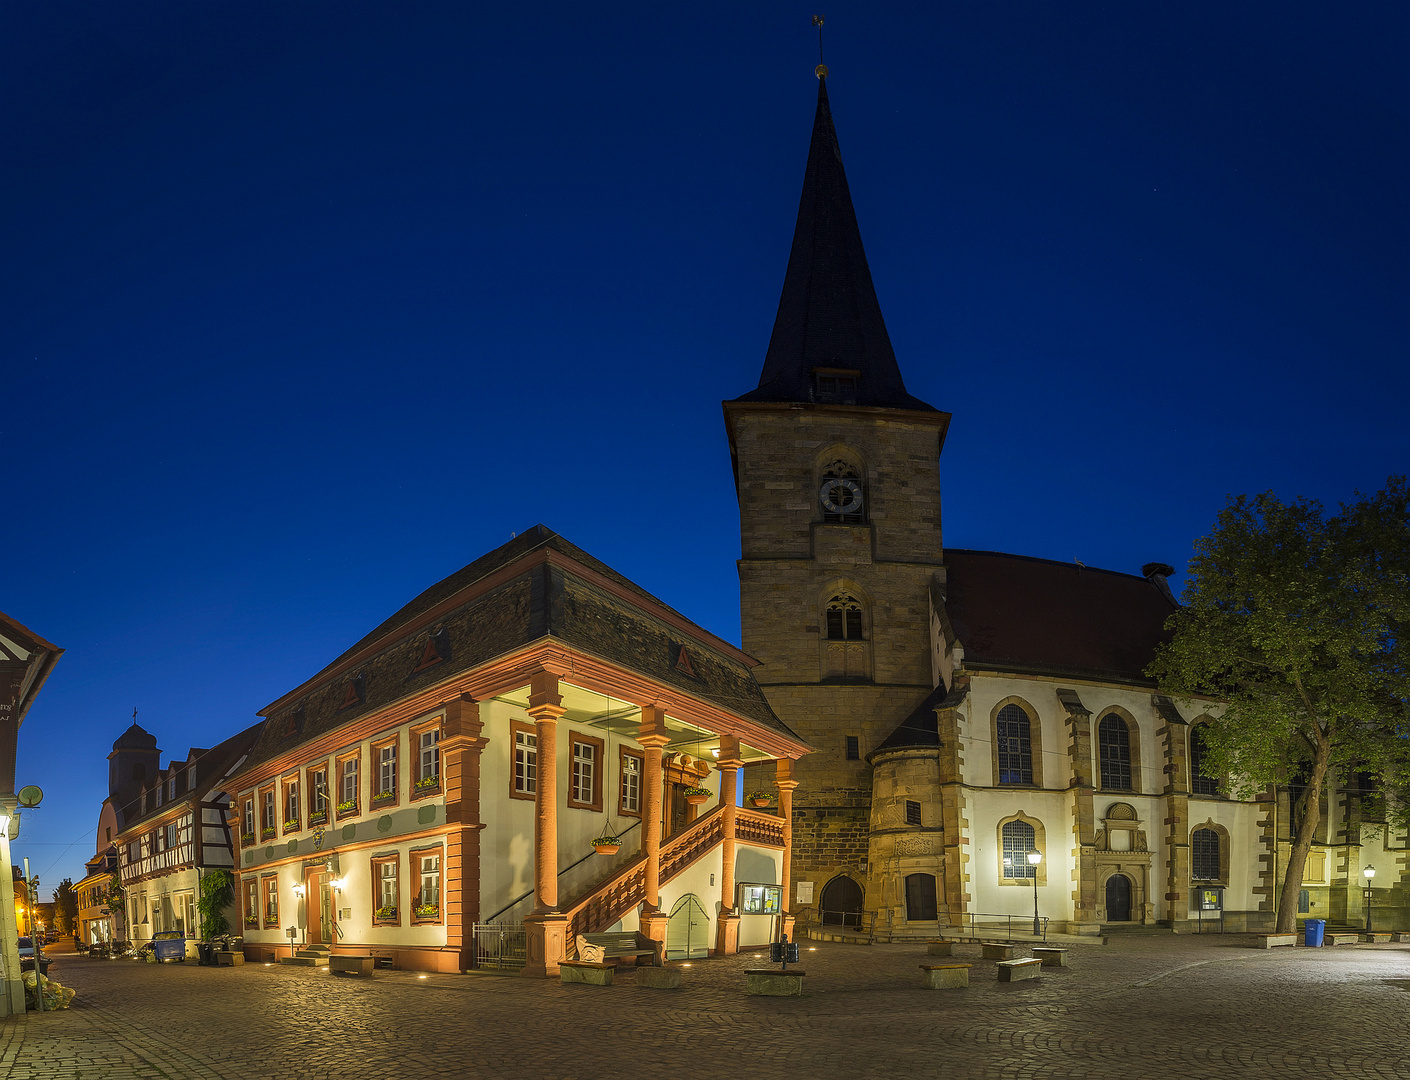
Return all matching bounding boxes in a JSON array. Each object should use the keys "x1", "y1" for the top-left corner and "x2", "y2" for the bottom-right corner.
[{"x1": 1304, "y1": 918, "x2": 1326, "y2": 947}]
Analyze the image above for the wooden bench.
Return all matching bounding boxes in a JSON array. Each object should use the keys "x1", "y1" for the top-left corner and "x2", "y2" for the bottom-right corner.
[
  {"x1": 1254, "y1": 934, "x2": 1297, "y2": 949},
  {"x1": 926, "y1": 940, "x2": 955, "y2": 957},
  {"x1": 996, "y1": 958, "x2": 1043, "y2": 983},
  {"x1": 1393, "y1": 932, "x2": 1410, "y2": 944},
  {"x1": 576, "y1": 932, "x2": 662, "y2": 966},
  {"x1": 919, "y1": 963, "x2": 970, "y2": 989},
  {"x1": 1326, "y1": 932, "x2": 1360, "y2": 946},
  {"x1": 1032, "y1": 946, "x2": 1069, "y2": 967},
  {"x1": 329, "y1": 955, "x2": 374, "y2": 976},
  {"x1": 980, "y1": 942, "x2": 1015, "y2": 961},
  {"x1": 560, "y1": 960, "x2": 614, "y2": 986}
]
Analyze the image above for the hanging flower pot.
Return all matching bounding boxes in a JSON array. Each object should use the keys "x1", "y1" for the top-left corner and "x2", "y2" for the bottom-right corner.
[
  {"x1": 591, "y1": 835, "x2": 622, "y2": 856},
  {"x1": 682, "y1": 785, "x2": 713, "y2": 806},
  {"x1": 746, "y1": 791, "x2": 774, "y2": 808}
]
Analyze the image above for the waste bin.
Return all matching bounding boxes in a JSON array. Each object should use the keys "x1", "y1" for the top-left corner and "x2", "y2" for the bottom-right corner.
[{"x1": 1304, "y1": 918, "x2": 1326, "y2": 947}]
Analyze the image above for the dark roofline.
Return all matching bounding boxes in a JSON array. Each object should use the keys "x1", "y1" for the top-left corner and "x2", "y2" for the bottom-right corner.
[
  {"x1": 114, "y1": 721, "x2": 262, "y2": 834},
  {"x1": 944, "y1": 548, "x2": 1179, "y2": 592},
  {"x1": 260, "y1": 528, "x2": 763, "y2": 719}
]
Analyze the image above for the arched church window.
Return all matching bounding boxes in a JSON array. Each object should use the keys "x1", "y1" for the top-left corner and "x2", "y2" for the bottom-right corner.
[
  {"x1": 1098, "y1": 714, "x2": 1133, "y2": 791},
  {"x1": 1191, "y1": 827, "x2": 1220, "y2": 880},
  {"x1": 819, "y1": 460, "x2": 865, "y2": 524},
  {"x1": 1001, "y1": 819, "x2": 1037, "y2": 879},
  {"x1": 826, "y1": 594, "x2": 864, "y2": 640},
  {"x1": 1190, "y1": 725, "x2": 1219, "y2": 796},
  {"x1": 996, "y1": 704, "x2": 1033, "y2": 784}
]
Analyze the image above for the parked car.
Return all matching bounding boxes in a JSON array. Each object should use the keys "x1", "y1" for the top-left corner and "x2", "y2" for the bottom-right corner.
[{"x1": 16, "y1": 937, "x2": 50, "y2": 976}]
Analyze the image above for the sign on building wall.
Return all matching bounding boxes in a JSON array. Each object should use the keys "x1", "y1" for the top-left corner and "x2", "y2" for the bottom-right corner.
[{"x1": 796, "y1": 881, "x2": 814, "y2": 905}]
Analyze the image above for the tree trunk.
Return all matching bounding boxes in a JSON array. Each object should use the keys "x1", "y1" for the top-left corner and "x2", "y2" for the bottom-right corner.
[{"x1": 1275, "y1": 745, "x2": 1330, "y2": 934}]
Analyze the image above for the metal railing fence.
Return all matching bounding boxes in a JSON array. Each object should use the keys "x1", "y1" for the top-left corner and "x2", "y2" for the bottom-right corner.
[{"x1": 471, "y1": 922, "x2": 526, "y2": 971}]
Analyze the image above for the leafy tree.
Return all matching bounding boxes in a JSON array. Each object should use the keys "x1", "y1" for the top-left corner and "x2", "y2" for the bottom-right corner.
[
  {"x1": 196, "y1": 869, "x2": 234, "y2": 940},
  {"x1": 52, "y1": 878, "x2": 78, "y2": 936},
  {"x1": 1148, "y1": 478, "x2": 1410, "y2": 933}
]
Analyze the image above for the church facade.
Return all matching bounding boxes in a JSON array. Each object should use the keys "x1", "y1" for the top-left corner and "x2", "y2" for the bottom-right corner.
[{"x1": 727, "y1": 73, "x2": 1404, "y2": 938}]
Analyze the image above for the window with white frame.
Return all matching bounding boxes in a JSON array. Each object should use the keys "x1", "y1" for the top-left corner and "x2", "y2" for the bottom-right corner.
[
  {"x1": 418, "y1": 728, "x2": 440, "y2": 784},
  {"x1": 178, "y1": 814, "x2": 192, "y2": 846},
  {"x1": 263, "y1": 790, "x2": 276, "y2": 832},
  {"x1": 514, "y1": 727, "x2": 537, "y2": 796},
  {"x1": 311, "y1": 768, "x2": 328, "y2": 817},
  {"x1": 378, "y1": 860, "x2": 398, "y2": 914},
  {"x1": 285, "y1": 781, "x2": 299, "y2": 824},
  {"x1": 341, "y1": 758, "x2": 359, "y2": 806},
  {"x1": 571, "y1": 739, "x2": 596, "y2": 806},
  {"x1": 165, "y1": 822, "x2": 178, "y2": 850},
  {"x1": 417, "y1": 852, "x2": 440, "y2": 916},
  {"x1": 620, "y1": 752, "x2": 641, "y2": 814},
  {"x1": 155, "y1": 784, "x2": 163, "y2": 808},
  {"x1": 168, "y1": 775, "x2": 176, "y2": 801},
  {"x1": 1001, "y1": 819, "x2": 1037, "y2": 879},
  {"x1": 243, "y1": 798, "x2": 254, "y2": 837},
  {"x1": 377, "y1": 742, "x2": 397, "y2": 797}
]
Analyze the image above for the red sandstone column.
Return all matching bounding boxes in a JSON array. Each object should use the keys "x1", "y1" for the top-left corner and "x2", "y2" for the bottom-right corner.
[
  {"x1": 776, "y1": 757, "x2": 799, "y2": 940},
  {"x1": 523, "y1": 671, "x2": 567, "y2": 977},
  {"x1": 715, "y1": 734, "x2": 742, "y2": 956},
  {"x1": 441, "y1": 694, "x2": 486, "y2": 973},
  {"x1": 637, "y1": 705, "x2": 671, "y2": 951}
]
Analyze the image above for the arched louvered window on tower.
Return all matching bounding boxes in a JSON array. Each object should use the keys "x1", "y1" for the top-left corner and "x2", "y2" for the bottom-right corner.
[
  {"x1": 1001, "y1": 819, "x2": 1037, "y2": 879},
  {"x1": 1190, "y1": 725, "x2": 1220, "y2": 796},
  {"x1": 1098, "y1": 713, "x2": 1133, "y2": 791},
  {"x1": 825, "y1": 594, "x2": 864, "y2": 640},
  {"x1": 996, "y1": 704, "x2": 1034, "y2": 785}
]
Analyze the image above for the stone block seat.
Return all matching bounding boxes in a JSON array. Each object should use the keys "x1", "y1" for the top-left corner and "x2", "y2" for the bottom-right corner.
[
  {"x1": 576, "y1": 932, "x2": 661, "y2": 967},
  {"x1": 329, "y1": 955, "x2": 374, "y2": 977},
  {"x1": 560, "y1": 960, "x2": 615, "y2": 986},
  {"x1": 746, "y1": 969, "x2": 805, "y2": 996},
  {"x1": 919, "y1": 963, "x2": 970, "y2": 989},
  {"x1": 980, "y1": 942, "x2": 1016, "y2": 961},
  {"x1": 1253, "y1": 934, "x2": 1297, "y2": 949},
  {"x1": 1393, "y1": 933, "x2": 1410, "y2": 944},
  {"x1": 215, "y1": 951, "x2": 244, "y2": 967},
  {"x1": 926, "y1": 940, "x2": 956, "y2": 957},
  {"x1": 1326, "y1": 932, "x2": 1361, "y2": 946},
  {"x1": 996, "y1": 958, "x2": 1043, "y2": 983},
  {"x1": 1361, "y1": 932, "x2": 1391, "y2": 944},
  {"x1": 1031, "y1": 947, "x2": 1068, "y2": 967}
]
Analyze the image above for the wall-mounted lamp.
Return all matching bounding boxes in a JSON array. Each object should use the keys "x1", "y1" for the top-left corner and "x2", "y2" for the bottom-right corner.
[{"x1": 292, "y1": 883, "x2": 305, "y2": 898}]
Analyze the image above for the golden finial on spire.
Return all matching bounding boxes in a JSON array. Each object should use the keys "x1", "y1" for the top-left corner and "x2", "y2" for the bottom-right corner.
[{"x1": 813, "y1": 15, "x2": 827, "y2": 78}]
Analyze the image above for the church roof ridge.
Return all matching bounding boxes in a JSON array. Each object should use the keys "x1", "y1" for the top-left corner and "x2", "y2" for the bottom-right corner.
[
  {"x1": 733, "y1": 76, "x2": 937, "y2": 413},
  {"x1": 944, "y1": 547, "x2": 1170, "y2": 586}
]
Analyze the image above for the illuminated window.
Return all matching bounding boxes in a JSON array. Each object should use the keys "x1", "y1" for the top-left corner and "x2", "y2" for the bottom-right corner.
[
  {"x1": 1002, "y1": 819, "x2": 1037, "y2": 879},
  {"x1": 514, "y1": 727, "x2": 537, "y2": 796},
  {"x1": 620, "y1": 750, "x2": 641, "y2": 815},
  {"x1": 996, "y1": 704, "x2": 1034, "y2": 785},
  {"x1": 1098, "y1": 714, "x2": 1133, "y2": 791}
]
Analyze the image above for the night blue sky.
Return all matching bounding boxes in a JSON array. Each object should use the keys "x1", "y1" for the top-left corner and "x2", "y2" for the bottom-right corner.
[{"x1": 4, "y1": 3, "x2": 1407, "y2": 891}]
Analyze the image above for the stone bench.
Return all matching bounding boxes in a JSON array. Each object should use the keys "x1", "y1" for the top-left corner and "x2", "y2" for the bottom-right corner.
[
  {"x1": 996, "y1": 958, "x2": 1043, "y2": 983},
  {"x1": 1393, "y1": 933, "x2": 1410, "y2": 944},
  {"x1": 1254, "y1": 934, "x2": 1298, "y2": 949},
  {"x1": 560, "y1": 960, "x2": 614, "y2": 986},
  {"x1": 215, "y1": 951, "x2": 244, "y2": 966},
  {"x1": 919, "y1": 963, "x2": 970, "y2": 989},
  {"x1": 1032, "y1": 947, "x2": 1069, "y2": 967},
  {"x1": 746, "y1": 968, "x2": 805, "y2": 996},
  {"x1": 576, "y1": 932, "x2": 661, "y2": 967},
  {"x1": 980, "y1": 942, "x2": 1015, "y2": 961},
  {"x1": 1361, "y1": 932, "x2": 1391, "y2": 944},
  {"x1": 1326, "y1": 932, "x2": 1360, "y2": 946},
  {"x1": 926, "y1": 940, "x2": 956, "y2": 957},
  {"x1": 636, "y1": 965, "x2": 683, "y2": 989},
  {"x1": 329, "y1": 955, "x2": 374, "y2": 977}
]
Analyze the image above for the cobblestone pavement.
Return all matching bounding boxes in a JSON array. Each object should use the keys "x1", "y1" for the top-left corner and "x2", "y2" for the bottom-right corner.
[{"x1": 3, "y1": 934, "x2": 1409, "y2": 1079}]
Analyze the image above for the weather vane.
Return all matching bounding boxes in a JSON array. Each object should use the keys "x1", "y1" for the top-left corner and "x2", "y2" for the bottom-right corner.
[{"x1": 813, "y1": 15, "x2": 827, "y2": 79}]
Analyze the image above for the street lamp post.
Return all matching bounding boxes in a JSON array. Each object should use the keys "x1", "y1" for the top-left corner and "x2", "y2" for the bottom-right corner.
[
  {"x1": 1028, "y1": 850, "x2": 1043, "y2": 936},
  {"x1": 1363, "y1": 865, "x2": 1376, "y2": 933}
]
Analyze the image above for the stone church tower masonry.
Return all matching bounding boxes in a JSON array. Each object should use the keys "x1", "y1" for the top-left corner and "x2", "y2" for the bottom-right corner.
[{"x1": 724, "y1": 74, "x2": 949, "y2": 917}]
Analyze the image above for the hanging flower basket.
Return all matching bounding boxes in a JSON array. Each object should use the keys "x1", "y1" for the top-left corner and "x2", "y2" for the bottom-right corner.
[
  {"x1": 682, "y1": 785, "x2": 713, "y2": 806},
  {"x1": 591, "y1": 834, "x2": 623, "y2": 856},
  {"x1": 746, "y1": 791, "x2": 774, "y2": 808}
]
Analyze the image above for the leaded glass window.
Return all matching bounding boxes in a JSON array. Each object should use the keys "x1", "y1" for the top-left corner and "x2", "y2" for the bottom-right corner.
[
  {"x1": 1098, "y1": 714, "x2": 1132, "y2": 790},
  {"x1": 1192, "y1": 827, "x2": 1220, "y2": 880},
  {"x1": 996, "y1": 704, "x2": 1034, "y2": 784},
  {"x1": 1002, "y1": 819, "x2": 1037, "y2": 879}
]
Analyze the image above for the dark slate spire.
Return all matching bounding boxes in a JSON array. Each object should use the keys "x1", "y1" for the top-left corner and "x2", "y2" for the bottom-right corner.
[{"x1": 735, "y1": 76, "x2": 936, "y2": 412}]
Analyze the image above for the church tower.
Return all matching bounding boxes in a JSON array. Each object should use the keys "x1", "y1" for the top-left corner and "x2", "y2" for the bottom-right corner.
[{"x1": 724, "y1": 73, "x2": 950, "y2": 918}]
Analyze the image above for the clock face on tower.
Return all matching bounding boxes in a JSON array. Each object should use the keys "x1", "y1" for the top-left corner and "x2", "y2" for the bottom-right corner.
[{"x1": 820, "y1": 477, "x2": 863, "y2": 516}]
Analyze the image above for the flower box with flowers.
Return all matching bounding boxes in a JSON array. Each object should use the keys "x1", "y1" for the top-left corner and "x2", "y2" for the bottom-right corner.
[
  {"x1": 414, "y1": 775, "x2": 440, "y2": 793},
  {"x1": 283, "y1": 819, "x2": 299, "y2": 832},
  {"x1": 264, "y1": 917, "x2": 279, "y2": 928},
  {"x1": 308, "y1": 812, "x2": 327, "y2": 827},
  {"x1": 681, "y1": 785, "x2": 713, "y2": 805},
  {"x1": 245, "y1": 914, "x2": 259, "y2": 928},
  {"x1": 414, "y1": 904, "x2": 439, "y2": 920},
  {"x1": 240, "y1": 833, "x2": 255, "y2": 845},
  {"x1": 261, "y1": 827, "x2": 276, "y2": 839},
  {"x1": 336, "y1": 800, "x2": 357, "y2": 815},
  {"x1": 372, "y1": 790, "x2": 397, "y2": 807},
  {"x1": 373, "y1": 906, "x2": 398, "y2": 922}
]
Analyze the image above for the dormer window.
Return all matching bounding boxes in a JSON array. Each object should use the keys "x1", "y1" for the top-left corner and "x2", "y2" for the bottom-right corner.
[
  {"x1": 168, "y1": 775, "x2": 177, "y2": 801},
  {"x1": 814, "y1": 367, "x2": 859, "y2": 404}
]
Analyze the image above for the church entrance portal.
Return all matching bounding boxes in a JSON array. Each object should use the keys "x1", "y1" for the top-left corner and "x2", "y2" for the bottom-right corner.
[
  {"x1": 818, "y1": 874, "x2": 864, "y2": 930},
  {"x1": 1106, "y1": 873, "x2": 1132, "y2": 922},
  {"x1": 666, "y1": 894, "x2": 710, "y2": 959}
]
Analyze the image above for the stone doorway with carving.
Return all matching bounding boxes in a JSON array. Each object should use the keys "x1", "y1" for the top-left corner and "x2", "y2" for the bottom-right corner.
[{"x1": 1094, "y1": 801, "x2": 1154, "y2": 925}]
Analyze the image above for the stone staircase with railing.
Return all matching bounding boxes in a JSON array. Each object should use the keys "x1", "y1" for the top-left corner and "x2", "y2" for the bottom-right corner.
[{"x1": 560, "y1": 803, "x2": 785, "y2": 958}]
